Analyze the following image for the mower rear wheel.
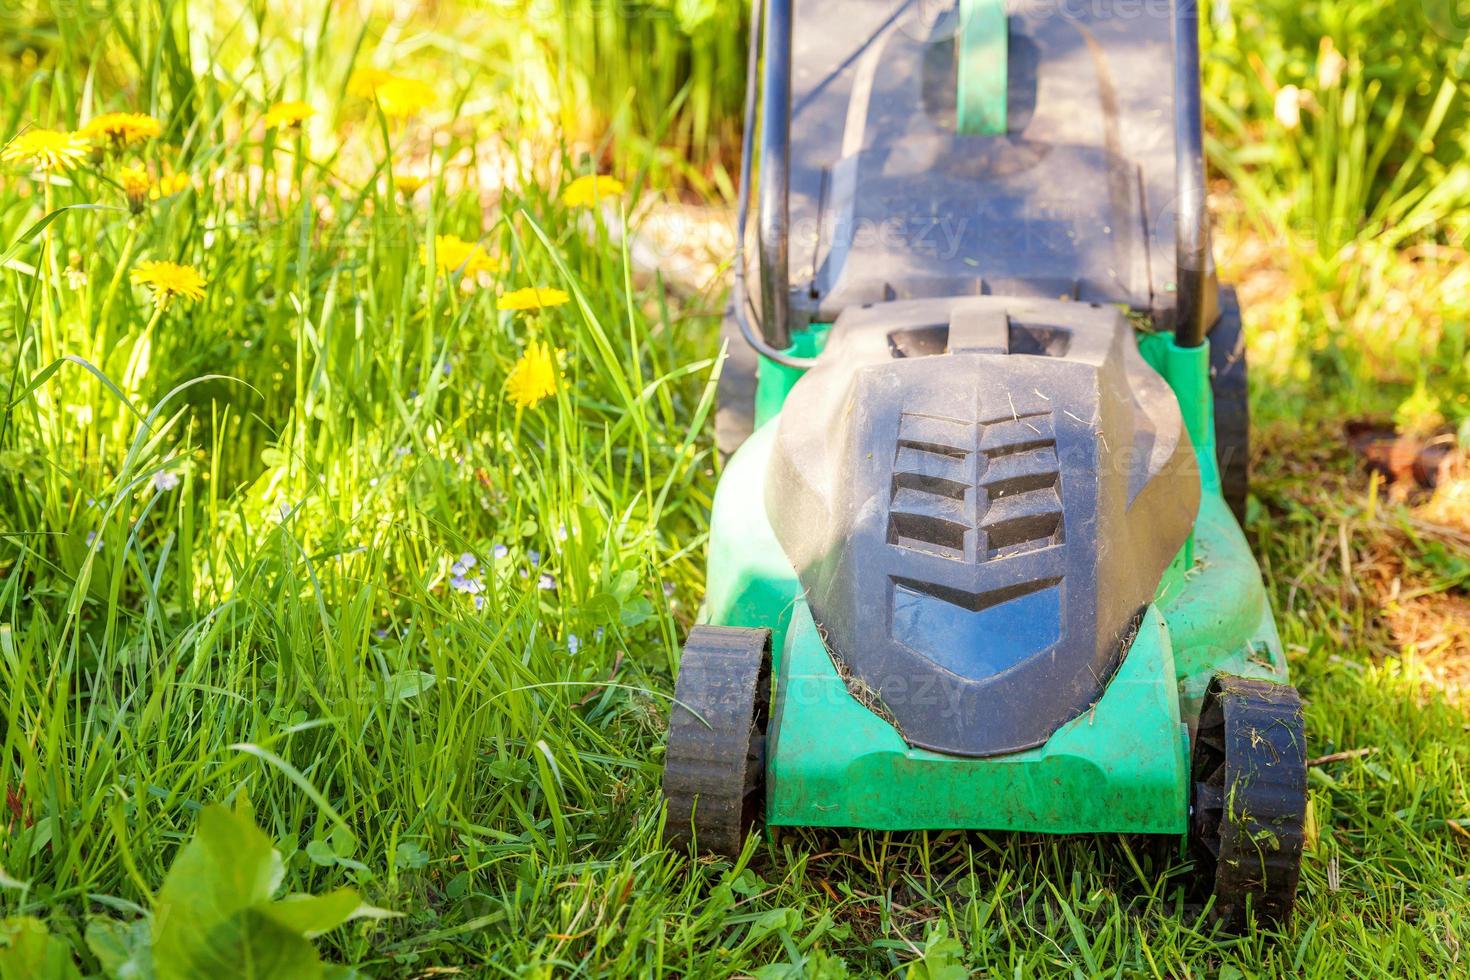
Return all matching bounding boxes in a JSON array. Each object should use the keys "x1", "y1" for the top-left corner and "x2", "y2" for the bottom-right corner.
[
  {"x1": 1189, "y1": 674, "x2": 1308, "y2": 931},
  {"x1": 662, "y1": 625, "x2": 772, "y2": 856}
]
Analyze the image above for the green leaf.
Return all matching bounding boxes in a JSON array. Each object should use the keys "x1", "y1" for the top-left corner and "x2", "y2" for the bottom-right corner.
[
  {"x1": 0, "y1": 917, "x2": 81, "y2": 980},
  {"x1": 329, "y1": 825, "x2": 357, "y2": 859},
  {"x1": 85, "y1": 918, "x2": 153, "y2": 980},
  {"x1": 619, "y1": 596, "x2": 654, "y2": 627},
  {"x1": 582, "y1": 592, "x2": 621, "y2": 622},
  {"x1": 305, "y1": 839, "x2": 337, "y2": 867},
  {"x1": 745, "y1": 908, "x2": 799, "y2": 946},
  {"x1": 612, "y1": 569, "x2": 640, "y2": 599},
  {"x1": 150, "y1": 805, "x2": 389, "y2": 980},
  {"x1": 151, "y1": 806, "x2": 290, "y2": 979},
  {"x1": 754, "y1": 949, "x2": 851, "y2": 980},
  {"x1": 321, "y1": 967, "x2": 369, "y2": 980},
  {"x1": 728, "y1": 869, "x2": 766, "y2": 898},
  {"x1": 904, "y1": 922, "x2": 968, "y2": 980},
  {"x1": 394, "y1": 841, "x2": 430, "y2": 869},
  {"x1": 382, "y1": 670, "x2": 436, "y2": 702},
  {"x1": 258, "y1": 891, "x2": 361, "y2": 939}
]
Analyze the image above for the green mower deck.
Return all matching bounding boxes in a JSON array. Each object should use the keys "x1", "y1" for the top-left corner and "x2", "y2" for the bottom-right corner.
[{"x1": 705, "y1": 332, "x2": 1287, "y2": 836}]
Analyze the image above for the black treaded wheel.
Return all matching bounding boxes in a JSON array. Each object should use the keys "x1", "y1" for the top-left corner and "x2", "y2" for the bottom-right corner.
[
  {"x1": 1210, "y1": 286, "x2": 1250, "y2": 526},
  {"x1": 662, "y1": 625, "x2": 772, "y2": 856},
  {"x1": 1189, "y1": 674, "x2": 1308, "y2": 931}
]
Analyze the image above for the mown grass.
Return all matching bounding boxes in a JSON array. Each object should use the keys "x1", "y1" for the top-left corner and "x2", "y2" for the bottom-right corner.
[{"x1": 1, "y1": 0, "x2": 1467, "y2": 976}]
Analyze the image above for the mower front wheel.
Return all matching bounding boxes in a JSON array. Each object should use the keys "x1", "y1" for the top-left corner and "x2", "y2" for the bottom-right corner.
[
  {"x1": 1189, "y1": 674, "x2": 1308, "y2": 931},
  {"x1": 662, "y1": 625, "x2": 772, "y2": 856}
]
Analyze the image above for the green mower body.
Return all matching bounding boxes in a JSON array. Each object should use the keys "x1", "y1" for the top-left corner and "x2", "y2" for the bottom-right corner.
[
  {"x1": 664, "y1": 0, "x2": 1308, "y2": 930},
  {"x1": 707, "y1": 330, "x2": 1285, "y2": 837}
]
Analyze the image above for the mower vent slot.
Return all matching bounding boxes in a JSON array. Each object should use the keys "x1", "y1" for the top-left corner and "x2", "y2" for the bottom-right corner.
[
  {"x1": 890, "y1": 414, "x2": 975, "y2": 559},
  {"x1": 1007, "y1": 323, "x2": 1073, "y2": 358},
  {"x1": 897, "y1": 414, "x2": 976, "y2": 454},
  {"x1": 981, "y1": 491, "x2": 1063, "y2": 557},
  {"x1": 979, "y1": 412, "x2": 1054, "y2": 457},
  {"x1": 889, "y1": 511, "x2": 968, "y2": 555},
  {"x1": 888, "y1": 325, "x2": 948, "y2": 358},
  {"x1": 897, "y1": 440, "x2": 967, "y2": 460},
  {"x1": 977, "y1": 411, "x2": 1063, "y2": 559},
  {"x1": 894, "y1": 470, "x2": 969, "y2": 500},
  {"x1": 886, "y1": 323, "x2": 1076, "y2": 359},
  {"x1": 889, "y1": 410, "x2": 1063, "y2": 562},
  {"x1": 980, "y1": 446, "x2": 1060, "y2": 497},
  {"x1": 894, "y1": 446, "x2": 969, "y2": 487}
]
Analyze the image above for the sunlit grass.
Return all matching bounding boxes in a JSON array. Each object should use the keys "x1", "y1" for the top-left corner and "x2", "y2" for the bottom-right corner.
[{"x1": 1204, "y1": 0, "x2": 1470, "y2": 420}]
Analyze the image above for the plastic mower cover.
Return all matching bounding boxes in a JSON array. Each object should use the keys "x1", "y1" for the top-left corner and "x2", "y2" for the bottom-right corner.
[{"x1": 765, "y1": 296, "x2": 1200, "y2": 756}]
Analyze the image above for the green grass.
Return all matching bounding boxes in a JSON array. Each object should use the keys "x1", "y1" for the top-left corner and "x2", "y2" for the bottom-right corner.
[{"x1": 1, "y1": 0, "x2": 1467, "y2": 976}]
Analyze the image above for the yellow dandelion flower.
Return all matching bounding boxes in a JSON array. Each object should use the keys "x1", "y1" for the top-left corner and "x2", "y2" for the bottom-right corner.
[
  {"x1": 80, "y1": 112, "x2": 162, "y2": 148},
  {"x1": 497, "y1": 286, "x2": 570, "y2": 312},
  {"x1": 149, "y1": 171, "x2": 192, "y2": 200},
  {"x1": 505, "y1": 340, "x2": 563, "y2": 410},
  {"x1": 347, "y1": 68, "x2": 395, "y2": 99},
  {"x1": 562, "y1": 174, "x2": 626, "y2": 208},
  {"x1": 118, "y1": 165, "x2": 151, "y2": 212},
  {"x1": 422, "y1": 234, "x2": 502, "y2": 277},
  {"x1": 131, "y1": 260, "x2": 207, "y2": 309},
  {"x1": 264, "y1": 100, "x2": 315, "y2": 129},
  {"x1": 374, "y1": 77, "x2": 435, "y2": 119},
  {"x1": 1, "y1": 128, "x2": 89, "y2": 172},
  {"x1": 394, "y1": 173, "x2": 428, "y2": 195}
]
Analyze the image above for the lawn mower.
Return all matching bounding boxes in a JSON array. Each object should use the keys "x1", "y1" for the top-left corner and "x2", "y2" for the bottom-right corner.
[{"x1": 661, "y1": 0, "x2": 1307, "y2": 929}]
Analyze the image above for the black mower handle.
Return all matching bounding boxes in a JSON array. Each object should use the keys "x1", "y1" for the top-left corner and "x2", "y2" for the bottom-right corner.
[
  {"x1": 736, "y1": 0, "x2": 1210, "y2": 360},
  {"x1": 733, "y1": 0, "x2": 816, "y2": 370},
  {"x1": 1173, "y1": 0, "x2": 1209, "y2": 348}
]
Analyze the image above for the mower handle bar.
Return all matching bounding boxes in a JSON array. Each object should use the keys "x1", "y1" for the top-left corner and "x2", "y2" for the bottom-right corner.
[
  {"x1": 733, "y1": 0, "x2": 816, "y2": 369},
  {"x1": 733, "y1": 0, "x2": 1211, "y2": 368}
]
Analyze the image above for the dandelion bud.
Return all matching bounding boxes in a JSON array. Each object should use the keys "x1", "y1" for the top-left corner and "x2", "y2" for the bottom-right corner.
[
  {"x1": 1274, "y1": 86, "x2": 1302, "y2": 130},
  {"x1": 1317, "y1": 38, "x2": 1347, "y2": 91},
  {"x1": 118, "y1": 165, "x2": 151, "y2": 214}
]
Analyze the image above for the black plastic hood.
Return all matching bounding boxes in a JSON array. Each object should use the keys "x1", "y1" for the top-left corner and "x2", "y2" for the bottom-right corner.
[{"x1": 767, "y1": 297, "x2": 1200, "y2": 756}]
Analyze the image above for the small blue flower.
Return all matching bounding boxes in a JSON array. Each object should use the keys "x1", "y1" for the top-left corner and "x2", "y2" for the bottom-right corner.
[
  {"x1": 153, "y1": 470, "x2": 180, "y2": 492},
  {"x1": 528, "y1": 549, "x2": 541, "y2": 566},
  {"x1": 394, "y1": 445, "x2": 412, "y2": 457},
  {"x1": 537, "y1": 573, "x2": 555, "y2": 591},
  {"x1": 450, "y1": 574, "x2": 485, "y2": 595},
  {"x1": 474, "y1": 594, "x2": 486, "y2": 611},
  {"x1": 492, "y1": 543, "x2": 509, "y2": 559},
  {"x1": 567, "y1": 633, "x2": 581, "y2": 654},
  {"x1": 85, "y1": 531, "x2": 102, "y2": 552},
  {"x1": 518, "y1": 567, "x2": 529, "y2": 579},
  {"x1": 663, "y1": 580, "x2": 676, "y2": 598},
  {"x1": 594, "y1": 627, "x2": 605, "y2": 642},
  {"x1": 451, "y1": 552, "x2": 477, "y2": 576}
]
